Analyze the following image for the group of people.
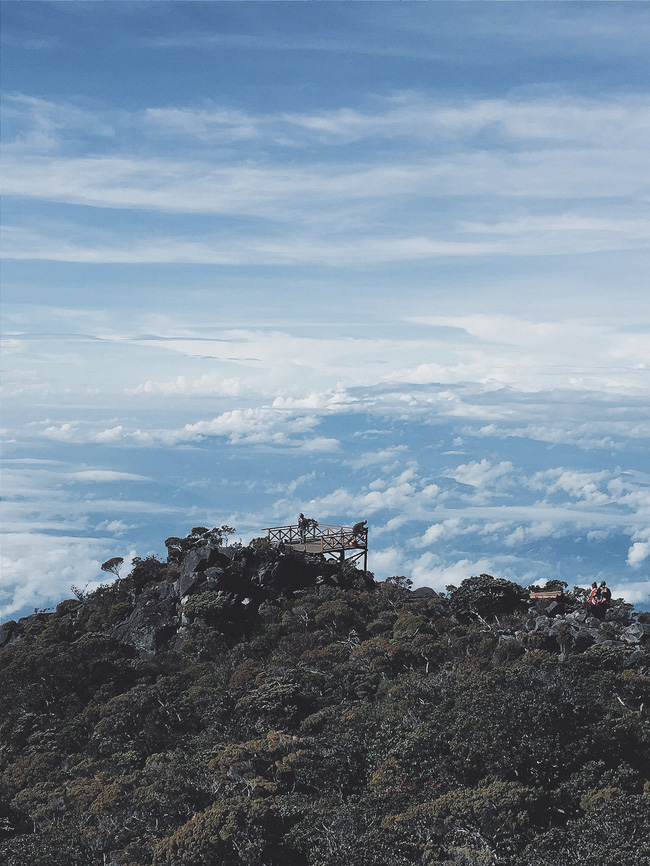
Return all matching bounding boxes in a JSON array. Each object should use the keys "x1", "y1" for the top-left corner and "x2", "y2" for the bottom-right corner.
[{"x1": 587, "y1": 580, "x2": 612, "y2": 618}]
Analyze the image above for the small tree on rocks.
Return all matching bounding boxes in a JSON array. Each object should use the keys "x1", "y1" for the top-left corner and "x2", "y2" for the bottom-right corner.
[{"x1": 101, "y1": 557, "x2": 124, "y2": 578}]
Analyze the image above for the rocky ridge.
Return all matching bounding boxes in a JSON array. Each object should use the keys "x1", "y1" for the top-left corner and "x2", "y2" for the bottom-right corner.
[
  {"x1": 0, "y1": 526, "x2": 375, "y2": 655},
  {"x1": 2, "y1": 527, "x2": 649, "y2": 673}
]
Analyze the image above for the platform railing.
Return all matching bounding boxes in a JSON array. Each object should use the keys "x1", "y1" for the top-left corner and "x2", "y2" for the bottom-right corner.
[{"x1": 264, "y1": 523, "x2": 367, "y2": 551}]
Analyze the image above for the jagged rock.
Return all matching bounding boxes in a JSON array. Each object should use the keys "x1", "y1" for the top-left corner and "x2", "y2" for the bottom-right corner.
[
  {"x1": 252, "y1": 564, "x2": 275, "y2": 587},
  {"x1": 15, "y1": 524, "x2": 648, "y2": 663},
  {"x1": 178, "y1": 570, "x2": 204, "y2": 598},
  {"x1": 606, "y1": 606, "x2": 634, "y2": 624},
  {"x1": 56, "y1": 598, "x2": 83, "y2": 617},
  {"x1": 598, "y1": 621, "x2": 618, "y2": 639},
  {"x1": 112, "y1": 598, "x2": 179, "y2": 653},
  {"x1": 0, "y1": 621, "x2": 16, "y2": 648},
  {"x1": 494, "y1": 634, "x2": 525, "y2": 662},
  {"x1": 622, "y1": 623, "x2": 650, "y2": 644},
  {"x1": 546, "y1": 600, "x2": 563, "y2": 616},
  {"x1": 572, "y1": 631, "x2": 596, "y2": 652},
  {"x1": 181, "y1": 549, "x2": 209, "y2": 576},
  {"x1": 204, "y1": 567, "x2": 226, "y2": 586},
  {"x1": 627, "y1": 648, "x2": 649, "y2": 666},
  {"x1": 155, "y1": 580, "x2": 175, "y2": 600}
]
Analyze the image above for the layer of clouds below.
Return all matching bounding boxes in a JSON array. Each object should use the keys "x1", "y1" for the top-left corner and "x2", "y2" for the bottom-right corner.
[
  {"x1": 3, "y1": 441, "x2": 650, "y2": 620},
  {"x1": 3, "y1": 307, "x2": 649, "y2": 617},
  {"x1": 0, "y1": 532, "x2": 136, "y2": 623},
  {"x1": 5, "y1": 311, "x2": 650, "y2": 419}
]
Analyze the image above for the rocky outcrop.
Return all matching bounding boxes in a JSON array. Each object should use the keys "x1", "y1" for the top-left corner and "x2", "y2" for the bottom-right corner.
[
  {"x1": 2, "y1": 528, "x2": 649, "y2": 673},
  {"x1": 412, "y1": 583, "x2": 650, "y2": 672},
  {"x1": 0, "y1": 528, "x2": 376, "y2": 656}
]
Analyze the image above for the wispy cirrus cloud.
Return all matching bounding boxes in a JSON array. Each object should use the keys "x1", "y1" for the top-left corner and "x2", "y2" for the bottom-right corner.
[
  {"x1": 3, "y1": 89, "x2": 649, "y2": 270},
  {"x1": 4, "y1": 150, "x2": 648, "y2": 217},
  {"x1": 283, "y1": 94, "x2": 650, "y2": 146},
  {"x1": 7, "y1": 90, "x2": 650, "y2": 150},
  {"x1": 1, "y1": 225, "x2": 500, "y2": 265}
]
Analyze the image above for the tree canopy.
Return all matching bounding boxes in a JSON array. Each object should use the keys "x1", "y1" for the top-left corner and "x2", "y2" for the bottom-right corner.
[{"x1": 1, "y1": 529, "x2": 649, "y2": 866}]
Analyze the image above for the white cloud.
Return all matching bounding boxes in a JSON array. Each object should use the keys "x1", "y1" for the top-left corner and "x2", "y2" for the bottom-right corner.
[
  {"x1": 272, "y1": 390, "x2": 359, "y2": 411},
  {"x1": 447, "y1": 459, "x2": 513, "y2": 491},
  {"x1": 471, "y1": 420, "x2": 650, "y2": 452},
  {"x1": 68, "y1": 470, "x2": 149, "y2": 482},
  {"x1": 418, "y1": 518, "x2": 462, "y2": 546},
  {"x1": 35, "y1": 408, "x2": 329, "y2": 449},
  {"x1": 627, "y1": 541, "x2": 650, "y2": 568},
  {"x1": 504, "y1": 521, "x2": 560, "y2": 548},
  {"x1": 0, "y1": 533, "x2": 127, "y2": 621},
  {"x1": 530, "y1": 468, "x2": 611, "y2": 505},
  {"x1": 129, "y1": 374, "x2": 245, "y2": 397},
  {"x1": 10, "y1": 91, "x2": 650, "y2": 155},
  {"x1": 95, "y1": 519, "x2": 139, "y2": 534},
  {"x1": 177, "y1": 409, "x2": 318, "y2": 444},
  {"x1": 610, "y1": 580, "x2": 650, "y2": 605},
  {"x1": 42, "y1": 421, "x2": 81, "y2": 442},
  {"x1": 348, "y1": 446, "x2": 409, "y2": 470},
  {"x1": 369, "y1": 546, "x2": 404, "y2": 579},
  {"x1": 284, "y1": 94, "x2": 650, "y2": 148},
  {"x1": 409, "y1": 556, "x2": 498, "y2": 593},
  {"x1": 1, "y1": 225, "x2": 504, "y2": 265},
  {"x1": 298, "y1": 437, "x2": 340, "y2": 452},
  {"x1": 144, "y1": 106, "x2": 260, "y2": 141}
]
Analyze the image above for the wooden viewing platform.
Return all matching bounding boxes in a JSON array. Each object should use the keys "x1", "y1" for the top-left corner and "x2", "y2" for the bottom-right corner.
[{"x1": 264, "y1": 522, "x2": 368, "y2": 570}]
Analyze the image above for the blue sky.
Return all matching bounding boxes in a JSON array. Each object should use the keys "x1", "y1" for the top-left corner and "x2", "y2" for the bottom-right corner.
[{"x1": 2, "y1": 2, "x2": 650, "y2": 620}]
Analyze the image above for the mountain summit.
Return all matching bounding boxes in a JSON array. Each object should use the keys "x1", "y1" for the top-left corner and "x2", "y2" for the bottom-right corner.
[{"x1": 1, "y1": 526, "x2": 649, "y2": 865}]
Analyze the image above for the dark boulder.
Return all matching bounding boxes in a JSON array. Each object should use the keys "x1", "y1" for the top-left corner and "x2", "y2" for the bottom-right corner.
[
  {"x1": 0, "y1": 621, "x2": 16, "y2": 648},
  {"x1": 411, "y1": 587, "x2": 437, "y2": 599},
  {"x1": 112, "y1": 598, "x2": 179, "y2": 654}
]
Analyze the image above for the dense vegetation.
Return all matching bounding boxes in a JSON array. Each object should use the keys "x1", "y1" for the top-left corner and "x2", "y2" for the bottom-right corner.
[{"x1": 1, "y1": 528, "x2": 649, "y2": 865}]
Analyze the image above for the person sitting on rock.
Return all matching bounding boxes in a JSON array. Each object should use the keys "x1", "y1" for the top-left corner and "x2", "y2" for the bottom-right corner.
[{"x1": 599, "y1": 580, "x2": 611, "y2": 607}]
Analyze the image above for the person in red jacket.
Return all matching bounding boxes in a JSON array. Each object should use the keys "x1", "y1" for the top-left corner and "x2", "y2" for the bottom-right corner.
[{"x1": 587, "y1": 581, "x2": 600, "y2": 607}]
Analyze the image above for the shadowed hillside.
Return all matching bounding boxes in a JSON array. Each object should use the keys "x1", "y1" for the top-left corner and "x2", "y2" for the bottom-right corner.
[{"x1": 1, "y1": 526, "x2": 649, "y2": 866}]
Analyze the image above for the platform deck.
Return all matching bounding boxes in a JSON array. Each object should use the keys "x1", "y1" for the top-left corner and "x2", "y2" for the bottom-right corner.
[{"x1": 264, "y1": 522, "x2": 368, "y2": 565}]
